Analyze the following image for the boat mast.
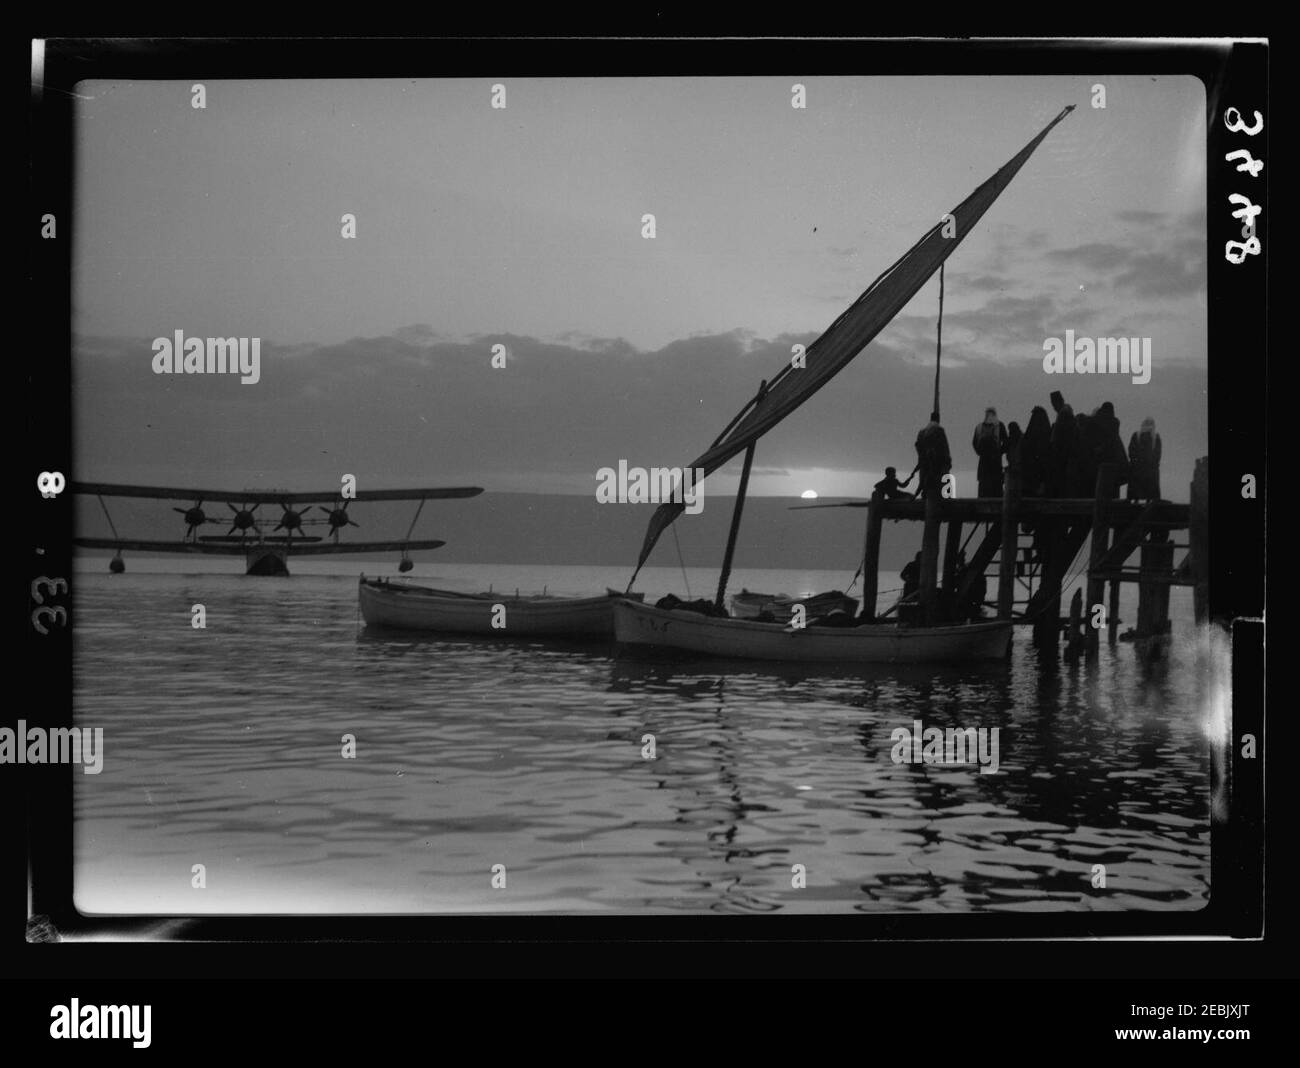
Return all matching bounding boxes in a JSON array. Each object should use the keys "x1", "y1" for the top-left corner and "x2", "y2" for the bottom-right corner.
[
  {"x1": 932, "y1": 262, "x2": 944, "y2": 419},
  {"x1": 714, "y1": 380, "x2": 767, "y2": 610},
  {"x1": 920, "y1": 268, "x2": 947, "y2": 623}
]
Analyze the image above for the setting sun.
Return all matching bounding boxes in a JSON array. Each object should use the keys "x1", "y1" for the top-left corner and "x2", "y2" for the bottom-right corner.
[{"x1": 800, "y1": 490, "x2": 819, "y2": 499}]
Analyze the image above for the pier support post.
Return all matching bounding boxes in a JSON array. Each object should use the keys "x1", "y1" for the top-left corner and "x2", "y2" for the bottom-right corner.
[
  {"x1": 1108, "y1": 580, "x2": 1120, "y2": 645},
  {"x1": 1065, "y1": 587, "x2": 1084, "y2": 659},
  {"x1": 1191, "y1": 456, "x2": 1210, "y2": 624},
  {"x1": 1033, "y1": 521, "x2": 1065, "y2": 648},
  {"x1": 997, "y1": 460, "x2": 1021, "y2": 619},
  {"x1": 1135, "y1": 531, "x2": 1173, "y2": 656},
  {"x1": 1137, "y1": 537, "x2": 1154, "y2": 638},
  {"x1": 1152, "y1": 537, "x2": 1173, "y2": 633},
  {"x1": 860, "y1": 492, "x2": 883, "y2": 621},
  {"x1": 943, "y1": 518, "x2": 963, "y2": 593},
  {"x1": 1085, "y1": 465, "x2": 1118, "y2": 661},
  {"x1": 919, "y1": 490, "x2": 942, "y2": 624}
]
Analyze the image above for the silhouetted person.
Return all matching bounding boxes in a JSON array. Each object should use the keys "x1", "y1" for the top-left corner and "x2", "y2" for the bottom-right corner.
[
  {"x1": 900, "y1": 552, "x2": 922, "y2": 601},
  {"x1": 914, "y1": 411, "x2": 952, "y2": 500},
  {"x1": 952, "y1": 552, "x2": 987, "y2": 620},
  {"x1": 1006, "y1": 421, "x2": 1023, "y2": 471},
  {"x1": 1048, "y1": 390, "x2": 1076, "y2": 497},
  {"x1": 946, "y1": 548, "x2": 967, "y2": 591},
  {"x1": 1088, "y1": 401, "x2": 1130, "y2": 498},
  {"x1": 1127, "y1": 417, "x2": 1162, "y2": 500},
  {"x1": 972, "y1": 407, "x2": 1008, "y2": 498},
  {"x1": 967, "y1": 570, "x2": 988, "y2": 620},
  {"x1": 1070, "y1": 410, "x2": 1095, "y2": 495},
  {"x1": 873, "y1": 466, "x2": 914, "y2": 500},
  {"x1": 1020, "y1": 406, "x2": 1052, "y2": 498},
  {"x1": 1005, "y1": 422, "x2": 1024, "y2": 536}
]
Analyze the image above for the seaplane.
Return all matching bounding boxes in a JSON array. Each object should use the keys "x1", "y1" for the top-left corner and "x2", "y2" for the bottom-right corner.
[{"x1": 71, "y1": 481, "x2": 483, "y2": 575}]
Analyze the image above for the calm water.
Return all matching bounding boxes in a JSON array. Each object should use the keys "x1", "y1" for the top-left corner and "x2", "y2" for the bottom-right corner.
[{"x1": 72, "y1": 559, "x2": 1214, "y2": 915}]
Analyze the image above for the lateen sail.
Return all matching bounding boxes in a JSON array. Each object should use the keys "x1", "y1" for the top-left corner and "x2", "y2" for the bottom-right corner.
[{"x1": 632, "y1": 105, "x2": 1074, "y2": 576}]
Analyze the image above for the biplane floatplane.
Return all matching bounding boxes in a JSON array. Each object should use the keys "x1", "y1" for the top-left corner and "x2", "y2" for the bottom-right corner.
[{"x1": 71, "y1": 482, "x2": 483, "y2": 575}]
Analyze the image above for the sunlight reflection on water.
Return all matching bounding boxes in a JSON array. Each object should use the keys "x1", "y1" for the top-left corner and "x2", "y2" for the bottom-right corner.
[{"x1": 72, "y1": 566, "x2": 1210, "y2": 915}]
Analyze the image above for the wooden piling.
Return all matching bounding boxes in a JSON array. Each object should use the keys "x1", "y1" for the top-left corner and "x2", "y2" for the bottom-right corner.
[
  {"x1": 919, "y1": 489, "x2": 942, "y2": 624},
  {"x1": 1191, "y1": 456, "x2": 1210, "y2": 624},
  {"x1": 1130, "y1": 530, "x2": 1175, "y2": 655},
  {"x1": 860, "y1": 492, "x2": 883, "y2": 620},
  {"x1": 1108, "y1": 579, "x2": 1120, "y2": 645},
  {"x1": 1033, "y1": 521, "x2": 1065, "y2": 648},
  {"x1": 943, "y1": 518, "x2": 963, "y2": 592},
  {"x1": 1066, "y1": 587, "x2": 1084, "y2": 658},
  {"x1": 1137, "y1": 536, "x2": 1154, "y2": 637},
  {"x1": 1085, "y1": 465, "x2": 1118, "y2": 661},
  {"x1": 1151, "y1": 538, "x2": 1173, "y2": 634},
  {"x1": 997, "y1": 460, "x2": 1020, "y2": 619}
]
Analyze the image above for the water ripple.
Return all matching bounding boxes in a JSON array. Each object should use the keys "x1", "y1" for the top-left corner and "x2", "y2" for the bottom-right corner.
[{"x1": 73, "y1": 571, "x2": 1210, "y2": 914}]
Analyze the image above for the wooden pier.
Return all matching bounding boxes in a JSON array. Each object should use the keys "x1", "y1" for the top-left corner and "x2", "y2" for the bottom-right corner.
[{"x1": 860, "y1": 456, "x2": 1208, "y2": 657}]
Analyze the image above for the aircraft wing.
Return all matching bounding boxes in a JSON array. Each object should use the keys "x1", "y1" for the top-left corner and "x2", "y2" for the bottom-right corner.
[
  {"x1": 74, "y1": 537, "x2": 447, "y2": 555},
  {"x1": 258, "y1": 539, "x2": 447, "y2": 555},
  {"x1": 71, "y1": 482, "x2": 484, "y2": 503}
]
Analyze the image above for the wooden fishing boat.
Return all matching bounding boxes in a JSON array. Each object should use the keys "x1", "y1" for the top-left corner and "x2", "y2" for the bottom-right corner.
[
  {"x1": 613, "y1": 599, "x2": 1012, "y2": 662},
  {"x1": 613, "y1": 106, "x2": 1073, "y2": 664},
  {"x1": 358, "y1": 576, "x2": 643, "y2": 636}
]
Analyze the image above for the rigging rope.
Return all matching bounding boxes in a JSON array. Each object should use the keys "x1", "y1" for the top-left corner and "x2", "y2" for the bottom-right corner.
[{"x1": 671, "y1": 524, "x2": 692, "y2": 600}]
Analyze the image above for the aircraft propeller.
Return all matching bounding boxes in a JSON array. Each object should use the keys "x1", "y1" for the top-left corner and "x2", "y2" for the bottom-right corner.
[
  {"x1": 227, "y1": 501, "x2": 261, "y2": 537},
  {"x1": 317, "y1": 500, "x2": 360, "y2": 543},
  {"x1": 273, "y1": 502, "x2": 309, "y2": 541},
  {"x1": 173, "y1": 500, "x2": 211, "y2": 540}
]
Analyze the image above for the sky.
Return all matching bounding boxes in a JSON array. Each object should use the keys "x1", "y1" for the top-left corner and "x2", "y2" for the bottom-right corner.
[{"x1": 73, "y1": 74, "x2": 1208, "y2": 502}]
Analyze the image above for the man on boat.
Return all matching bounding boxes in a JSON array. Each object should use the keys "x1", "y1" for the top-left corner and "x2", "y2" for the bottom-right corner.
[
  {"x1": 914, "y1": 412, "x2": 952, "y2": 499},
  {"x1": 873, "y1": 466, "x2": 915, "y2": 500},
  {"x1": 900, "y1": 551, "x2": 922, "y2": 602},
  {"x1": 947, "y1": 551, "x2": 987, "y2": 621}
]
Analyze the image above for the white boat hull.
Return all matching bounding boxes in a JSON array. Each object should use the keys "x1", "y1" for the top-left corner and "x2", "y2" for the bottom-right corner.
[
  {"x1": 359, "y1": 579, "x2": 634, "y2": 636},
  {"x1": 612, "y1": 599, "x2": 1012, "y2": 662}
]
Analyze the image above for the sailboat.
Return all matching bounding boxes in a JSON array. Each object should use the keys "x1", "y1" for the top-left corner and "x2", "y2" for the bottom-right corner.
[{"x1": 613, "y1": 105, "x2": 1075, "y2": 663}]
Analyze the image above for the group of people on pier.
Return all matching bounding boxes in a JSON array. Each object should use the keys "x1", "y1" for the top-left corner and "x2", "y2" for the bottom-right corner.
[
  {"x1": 870, "y1": 396, "x2": 1165, "y2": 626},
  {"x1": 875, "y1": 393, "x2": 1163, "y2": 503}
]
